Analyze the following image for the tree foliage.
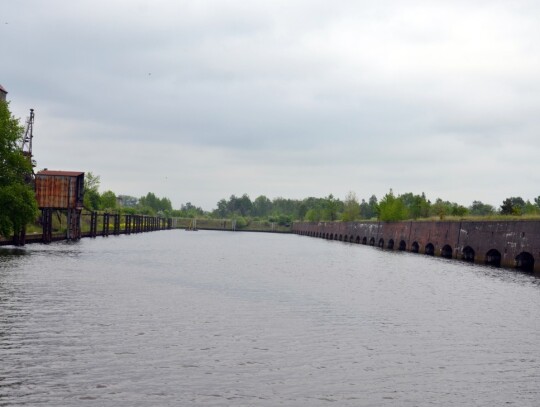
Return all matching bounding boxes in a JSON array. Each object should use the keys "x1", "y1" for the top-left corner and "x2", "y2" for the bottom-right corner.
[
  {"x1": 377, "y1": 189, "x2": 407, "y2": 221},
  {"x1": 469, "y1": 200, "x2": 495, "y2": 216},
  {"x1": 170, "y1": 202, "x2": 205, "y2": 218},
  {"x1": 342, "y1": 191, "x2": 360, "y2": 221},
  {"x1": 500, "y1": 197, "x2": 526, "y2": 215},
  {"x1": 139, "y1": 192, "x2": 172, "y2": 215},
  {"x1": 0, "y1": 101, "x2": 38, "y2": 238},
  {"x1": 100, "y1": 190, "x2": 117, "y2": 211},
  {"x1": 83, "y1": 171, "x2": 101, "y2": 210},
  {"x1": 359, "y1": 195, "x2": 378, "y2": 219}
]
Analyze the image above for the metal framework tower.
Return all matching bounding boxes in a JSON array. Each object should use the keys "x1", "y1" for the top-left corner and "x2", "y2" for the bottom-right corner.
[{"x1": 21, "y1": 108, "x2": 36, "y2": 171}]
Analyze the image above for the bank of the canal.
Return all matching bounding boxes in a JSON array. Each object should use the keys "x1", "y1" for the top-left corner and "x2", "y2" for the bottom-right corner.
[{"x1": 294, "y1": 219, "x2": 540, "y2": 274}]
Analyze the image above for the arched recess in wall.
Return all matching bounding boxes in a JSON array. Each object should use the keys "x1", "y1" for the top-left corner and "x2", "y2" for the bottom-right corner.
[
  {"x1": 441, "y1": 245, "x2": 453, "y2": 259},
  {"x1": 411, "y1": 241, "x2": 419, "y2": 253},
  {"x1": 378, "y1": 238, "x2": 384, "y2": 248},
  {"x1": 362, "y1": 237, "x2": 367, "y2": 245},
  {"x1": 399, "y1": 240, "x2": 406, "y2": 251},
  {"x1": 329, "y1": 233, "x2": 334, "y2": 240},
  {"x1": 387, "y1": 239, "x2": 394, "y2": 249},
  {"x1": 425, "y1": 243, "x2": 435, "y2": 256},
  {"x1": 515, "y1": 252, "x2": 535, "y2": 272},
  {"x1": 462, "y1": 246, "x2": 475, "y2": 262},
  {"x1": 355, "y1": 236, "x2": 360, "y2": 244},
  {"x1": 339, "y1": 234, "x2": 343, "y2": 241},
  {"x1": 334, "y1": 234, "x2": 338, "y2": 240},
  {"x1": 369, "y1": 237, "x2": 375, "y2": 246},
  {"x1": 485, "y1": 249, "x2": 501, "y2": 267}
]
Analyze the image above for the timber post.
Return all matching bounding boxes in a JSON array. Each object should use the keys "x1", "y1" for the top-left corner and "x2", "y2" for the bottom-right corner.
[
  {"x1": 113, "y1": 214, "x2": 120, "y2": 235},
  {"x1": 42, "y1": 208, "x2": 53, "y2": 243},
  {"x1": 103, "y1": 213, "x2": 110, "y2": 236},
  {"x1": 90, "y1": 211, "x2": 97, "y2": 237}
]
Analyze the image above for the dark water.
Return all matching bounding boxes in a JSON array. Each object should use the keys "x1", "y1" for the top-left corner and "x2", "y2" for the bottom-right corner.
[{"x1": 1, "y1": 230, "x2": 539, "y2": 406}]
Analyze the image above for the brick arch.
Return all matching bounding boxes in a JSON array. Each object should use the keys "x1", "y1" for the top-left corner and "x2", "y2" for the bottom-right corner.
[
  {"x1": 441, "y1": 244, "x2": 453, "y2": 259},
  {"x1": 462, "y1": 246, "x2": 475, "y2": 262},
  {"x1": 515, "y1": 251, "x2": 534, "y2": 272},
  {"x1": 485, "y1": 249, "x2": 501, "y2": 267}
]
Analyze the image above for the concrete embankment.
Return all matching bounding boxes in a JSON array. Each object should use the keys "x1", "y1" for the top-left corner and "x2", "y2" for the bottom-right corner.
[{"x1": 293, "y1": 220, "x2": 540, "y2": 274}]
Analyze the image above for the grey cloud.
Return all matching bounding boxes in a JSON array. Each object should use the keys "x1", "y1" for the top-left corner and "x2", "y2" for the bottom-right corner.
[{"x1": 3, "y1": 0, "x2": 540, "y2": 209}]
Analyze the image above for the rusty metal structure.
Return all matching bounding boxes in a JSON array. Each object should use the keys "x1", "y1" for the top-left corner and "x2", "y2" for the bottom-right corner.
[
  {"x1": 21, "y1": 109, "x2": 36, "y2": 170},
  {"x1": 35, "y1": 170, "x2": 85, "y2": 242}
]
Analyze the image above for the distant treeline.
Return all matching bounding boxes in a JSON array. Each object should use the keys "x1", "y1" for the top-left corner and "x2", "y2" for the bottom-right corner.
[
  {"x1": 83, "y1": 173, "x2": 540, "y2": 225},
  {"x1": 208, "y1": 191, "x2": 540, "y2": 223}
]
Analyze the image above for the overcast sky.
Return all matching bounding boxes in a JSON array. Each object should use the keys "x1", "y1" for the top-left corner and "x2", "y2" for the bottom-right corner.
[{"x1": 2, "y1": 1, "x2": 540, "y2": 210}]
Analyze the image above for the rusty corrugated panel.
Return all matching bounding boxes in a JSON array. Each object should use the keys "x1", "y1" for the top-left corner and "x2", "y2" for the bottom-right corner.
[{"x1": 35, "y1": 174, "x2": 79, "y2": 209}]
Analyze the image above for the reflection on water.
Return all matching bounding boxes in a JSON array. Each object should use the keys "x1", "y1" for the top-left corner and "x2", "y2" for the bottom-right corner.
[
  {"x1": 1, "y1": 231, "x2": 539, "y2": 406},
  {"x1": 0, "y1": 247, "x2": 27, "y2": 257}
]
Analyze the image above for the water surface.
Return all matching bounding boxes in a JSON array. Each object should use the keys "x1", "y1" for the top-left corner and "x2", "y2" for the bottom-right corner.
[{"x1": 1, "y1": 230, "x2": 539, "y2": 406}]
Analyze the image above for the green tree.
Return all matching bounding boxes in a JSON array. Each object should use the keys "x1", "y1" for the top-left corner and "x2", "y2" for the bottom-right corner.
[
  {"x1": 0, "y1": 101, "x2": 38, "y2": 238},
  {"x1": 252, "y1": 195, "x2": 272, "y2": 217},
  {"x1": 523, "y1": 200, "x2": 540, "y2": 215},
  {"x1": 100, "y1": 190, "x2": 117, "y2": 211},
  {"x1": 449, "y1": 202, "x2": 468, "y2": 217},
  {"x1": 214, "y1": 199, "x2": 228, "y2": 218},
  {"x1": 237, "y1": 194, "x2": 252, "y2": 216},
  {"x1": 321, "y1": 194, "x2": 340, "y2": 221},
  {"x1": 400, "y1": 192, "x2": 431, "y2": 219},
  {"x1": 431, "y1": 198, "x2": 447, "y2": 219},
  {"x1": 360, "y1": 195, "x2": 378, "y2": 219},
  {"x1": 500, "y1": 197, "x2": 525, "y2": 215},
  {"x1": 469, "y1": 200, "x2": 495, "y2": 216},
  {"x1": 341, "y1": 191, "x2": 360, "y2": 221},
  {"x1": 304, "y1": 208, "x2": 321, "y2": 221},
  {"x1": 179, "y1": 202, "x2": 205, "y2": 218},
  {"x1": 378, "y1": 189, "x2": 407, "y2": 221},
  {"x1": 139, "y1": 192, "x2": 172, "y2": 214},
  {"x1": 83, "y1": 172, "x2": 101, "y2": 210}
]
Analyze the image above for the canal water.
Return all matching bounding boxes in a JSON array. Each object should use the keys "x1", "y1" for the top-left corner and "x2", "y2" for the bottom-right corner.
[{"x1": 1, "y1": 230, "x2": 539, "y2": 406}]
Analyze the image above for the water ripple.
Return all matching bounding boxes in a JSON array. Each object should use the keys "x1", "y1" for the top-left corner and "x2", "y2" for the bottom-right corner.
[{"x1": 1, "y1": 231, "x2": 539, "y2": 406}]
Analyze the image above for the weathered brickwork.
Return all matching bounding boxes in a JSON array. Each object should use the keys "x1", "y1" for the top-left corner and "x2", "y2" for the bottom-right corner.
[{"x1": 293, "y1": 220, "x2": 540, "y2": 273}]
